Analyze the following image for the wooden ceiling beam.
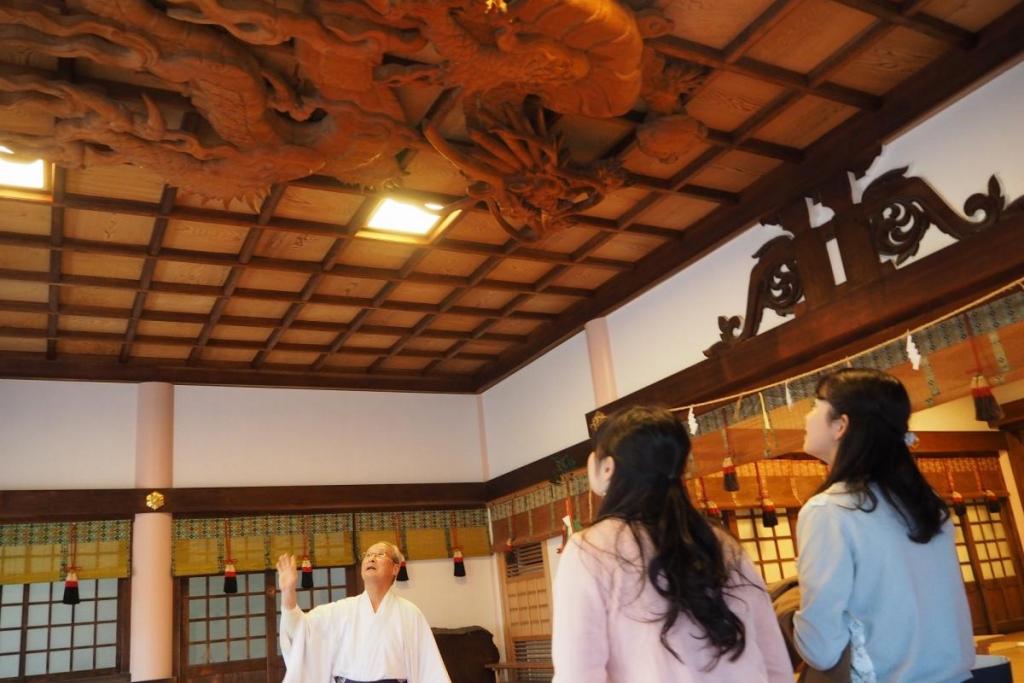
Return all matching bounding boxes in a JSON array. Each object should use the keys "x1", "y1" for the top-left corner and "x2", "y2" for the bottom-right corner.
[
  {"x1": 312, "y1": 248, "x2": 434, "y2": 371},
  {"x1": 831, "y1": 0, "x2": 976, "y2": 47},
  {"x1": 649, "y1": 35, "x2": 881, "y2": 110},
  {"x1": 472, "y1": 3, "x2": 1024, "y2": 390},
  {"x1": 46, "y1": 165, "x2": 65, "y2": 361},
  {"x1": 0, "y1": 266, "x2": 560, "y2": 321},
  {"x1": 0, "y1": 325, "x2": 502, "y2": 361},
  {"x1": 0, "y1": 191, "x2": 639, "y2": 271},
  {"x1": 188, "y1": 184, "x2": 286, "y2": 363},
  {"x1": 0, "y1": 297, "x2": 529, "y2": 343},
  {"x1": 0, "y1": 230, "x2": 594, "y2": 299},
  {"x1": 250, "y1": 196, "x2": 378, "y2": 369},
  {"x1": 0, "y1": 353, "x2": 477, "y2": 392},
  {"x1": 119, "y1": 184, "x2": 176, "y2": 363}
]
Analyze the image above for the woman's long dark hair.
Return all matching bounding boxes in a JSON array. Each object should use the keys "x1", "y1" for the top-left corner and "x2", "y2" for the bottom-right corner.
[
  {"x1": 816, "y1": 368, "x2": 948, "y2": 542},
  {"x1": 591, "y1": 406, "x2": 746, "y2": 666}
]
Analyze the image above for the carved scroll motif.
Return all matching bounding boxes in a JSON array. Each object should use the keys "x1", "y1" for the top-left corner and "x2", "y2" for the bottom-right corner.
[
  {"x1": 703, "y1": 169, "x2": 1021, "y2": 358},
  {"x1": 703, "y1": 235, "x2": 803, "y2": 357},
  {"x1": 860, "y1": 167, "x2": 1007, "y2": 264}
]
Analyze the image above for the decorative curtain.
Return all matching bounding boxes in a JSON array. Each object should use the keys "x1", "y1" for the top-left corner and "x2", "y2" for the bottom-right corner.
[
  {"x1": 0, "y1": 520, "x2": 131, "y2": 585},
  {"x1": 489, "y1": 457, "x2": 1008, "y2": 547},
  {"x1": 173, "y1": 508, "x2": 490, "y2": 576}
]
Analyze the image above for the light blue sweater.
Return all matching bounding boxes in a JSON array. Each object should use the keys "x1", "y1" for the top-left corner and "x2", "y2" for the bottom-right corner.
[{"x1": 794, "y1": 484, "x2": 974, "y2": 683}]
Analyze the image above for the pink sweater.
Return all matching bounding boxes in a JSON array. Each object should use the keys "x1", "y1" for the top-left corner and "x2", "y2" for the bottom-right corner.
[{"x1": 552, "y1": 519, "x2": 794, "y2": 683}]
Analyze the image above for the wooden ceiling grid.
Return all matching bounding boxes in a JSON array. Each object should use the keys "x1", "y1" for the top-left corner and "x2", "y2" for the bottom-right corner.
[{"x1": 0, "y1": 0, "x2": 1020, "y2": 391}]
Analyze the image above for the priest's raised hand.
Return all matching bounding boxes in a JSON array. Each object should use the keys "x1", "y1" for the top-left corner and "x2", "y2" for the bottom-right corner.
[{"x1": 276, "y1": 553, "x2": 298, "y2": 610}]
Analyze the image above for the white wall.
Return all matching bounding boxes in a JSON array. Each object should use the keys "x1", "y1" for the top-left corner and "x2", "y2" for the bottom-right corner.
[
  {"x1": 481, "y1": 333, "x2": 595, "y2": 478},
  {"x1": 174, "y1": 385, "x2": 484, "y2": 487},
  {"x1": 394, "y1": 556, "x2": 504, "y2": 655},
  {"x1": 910, "y1": 377, "x2": 1024, "y2": 432},
  {"x1": 0, "y1": 379, "x2": 137, "y2": 489}
]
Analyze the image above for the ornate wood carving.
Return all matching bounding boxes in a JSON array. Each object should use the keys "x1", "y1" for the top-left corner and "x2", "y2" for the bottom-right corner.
[
  {"x1": 0, "y1": 0, "x2": 711, "y2": 241},
  {"x1": 704, "y1": 169, "x2": 1022, "y2": 357},
  {"x1": 860, "y1": 167, "x2": 1010, "y2": 264}
]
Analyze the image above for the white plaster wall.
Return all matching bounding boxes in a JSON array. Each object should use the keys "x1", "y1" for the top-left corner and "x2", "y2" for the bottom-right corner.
[
  {"x1": 852, "y1": 61, "x2": 1024, "y2": 263},
  {"x1": 393, "y1": 556, "x2": 503, "y2": 656},
  {"x1": 910, "y1": 377, "x2": 1024, "y2": 432},
  {"x1": 606, "y1": 223, "x2": 790, "y2": 399},
  {"x1": 173, "y1": 386, "x2": 484, "y2": 487},
  {"x1": 0, "y1": 379, "x2": 136, "y2": 489},
  {"x1": 482, "y1": 333, "x2": 594, "y2": 478}
]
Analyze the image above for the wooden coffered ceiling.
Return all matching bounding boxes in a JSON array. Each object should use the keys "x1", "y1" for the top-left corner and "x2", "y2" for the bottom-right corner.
[{"x1": 0, "y1": 0, "x2": 1020, "y2": 393}]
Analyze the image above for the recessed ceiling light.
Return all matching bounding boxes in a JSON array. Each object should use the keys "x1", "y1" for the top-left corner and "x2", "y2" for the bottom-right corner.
[
  {"x1": 0, "y1": 146, "x2": 47, "y2": 190},
  {"x1": 424, "y1": 202, "x2": 445, "y2": 211},
  {"x1": 365, "y1": 198, "x2": 443, "y2": 236}
]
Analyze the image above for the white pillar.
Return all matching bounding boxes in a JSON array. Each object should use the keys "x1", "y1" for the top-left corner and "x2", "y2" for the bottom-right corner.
[
  {"x1": 585, "y1": 318, "x2": 618, "y2": 407},
  {"x1": 130, "y1": 383, "x2": 174, "y2": 681}
]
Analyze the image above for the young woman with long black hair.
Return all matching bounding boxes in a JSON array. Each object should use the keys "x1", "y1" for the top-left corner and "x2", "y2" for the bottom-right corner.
[
  {"x1": 552, "y1": 406, "x2": 793, "y2": 682},
  {"x1": 794, "y1": 368, "x2": 974, "y2": 682}
]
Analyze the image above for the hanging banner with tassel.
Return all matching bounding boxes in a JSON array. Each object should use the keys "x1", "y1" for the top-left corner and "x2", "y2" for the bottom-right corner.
[
  {"x1": 971, "y1": 459, "x2": 1001, "y2": 514},
  {"x1": 964, "y1": 313, "x2": 1004, "y2": 422},
  {"x1": 300, "y1": 516, "x2": 313, "y2": 590},
  {"x1": 696, "y1": 476, "x2": 721, "y2": 521},
  {"x1": 755, "y1": 462, "x2": 778, "y2": 528},
  {"x1": 721, "y1": 407, "x2": 740, "y2": 492},
  {"x1": 946, "y1": 463, "x2": 967, "y2": 516},
  {"x1": 222, "y1": 519, "x2": 237, "y2": 594},
  {"x1": 62, "y1": 523, "x2": 80, "y2": 606},
  {"x1": 392, "y1": 514, "x2": 409, "y2": 582},
  {"x1": 451, "y1": 513, "x2": 465, "y2": 578}
]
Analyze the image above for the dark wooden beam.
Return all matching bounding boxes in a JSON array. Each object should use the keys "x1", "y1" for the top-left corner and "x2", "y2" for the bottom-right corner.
[
  {"x1": 649, "y1": 35, "x2": 882, "y2": 110},
  {"x1": 485, "y1": 440, "x2": 592, "y2": 500},
  {"x1": 831, "y1": 0, "x2": 976, "y2": 47},
  {"x1": 0, "y1": 230, "x2": 593, "y2": 300},
  {"x1": 0, "y1": 326, "x2": 502, "y2": 360},
  {"x1": 46, "y1": 165, "x2": 66, "y2": 361},
  {"x1": 0, "y1": 266, "x2": 560, "y2": 321},
  {"x1": 120, "y1": 184, "x2": 176, "y2": 363},
  {"x1": 0, "y1": 482, "x2": 488, "y2": 522},
  {"x1": 0, "y1": 353, "x2": 477, "y2": 392},
  {"x1": 473, "y1": 5, "x2": 1024, "y2": 391},
  {"x1": 996, "y1": 398, "x2": 1024, "y2": 433},
  {"x1": 0, "y1": 191, "x2": 642, "y2": 270}
]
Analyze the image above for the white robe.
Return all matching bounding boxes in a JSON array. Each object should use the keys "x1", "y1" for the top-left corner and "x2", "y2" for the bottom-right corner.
[{"x1": 280, "y1": 590, "x2": 451, "y2": 683}]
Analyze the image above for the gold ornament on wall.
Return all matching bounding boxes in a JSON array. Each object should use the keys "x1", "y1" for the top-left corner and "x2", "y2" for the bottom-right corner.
[{"x1": 146, "y1": 491, "x2": 166, "y2": 511}]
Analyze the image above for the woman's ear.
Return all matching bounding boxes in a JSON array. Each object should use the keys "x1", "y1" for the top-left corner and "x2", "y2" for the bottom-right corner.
[
  {"x1": 833, "y1": 413, "x2": 850, "y2": 441},
  {"x1": 601, "y1": 455, "x2": 616, "y2": 483}
]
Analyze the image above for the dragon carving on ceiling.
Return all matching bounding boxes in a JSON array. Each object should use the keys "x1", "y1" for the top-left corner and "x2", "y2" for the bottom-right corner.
[{"x1": 0, "y1": 0, "x2": 709, "y2": 241}]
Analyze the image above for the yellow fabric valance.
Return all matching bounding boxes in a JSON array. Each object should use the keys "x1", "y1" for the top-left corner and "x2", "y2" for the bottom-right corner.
[
  {"x1": 0, "y1": 520, "x2": 131, "y2": 585},
  {"x1": 173, "y1": 509, "x2": 491, "y2": 576}
]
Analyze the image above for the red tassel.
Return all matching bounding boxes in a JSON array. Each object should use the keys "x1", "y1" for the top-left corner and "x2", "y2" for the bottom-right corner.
[
  {"x1": 705, "y1": 499, "x2": 722, "y2": 520},
  {"x1": 62, "y1": 569, "x2": 80, "y2": 605},
  {"x1": 722, "y1": 456, "x2": 739, "y2": 492},
  {"x1": 761, "y1": 498, "x2": 779, "y2": 528},
  {"x1": 223, "y1": 561, "x2": 238, "y2": 594},
  {"x1": 985, "y1": 490, "x2": 1001, "y2": 514},
  {"x1": 397, "y1": 560, "x2": 409, "y2": 582},
  {"x1": 453, "y1": 548, "x2": 466, "y2": 577},
  {"x1": 300, "y1": 556, "x2": 314, "y2": 589},
  {"x1": 972, "y1": 375, "x2": 1004, "y2": 422}
]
